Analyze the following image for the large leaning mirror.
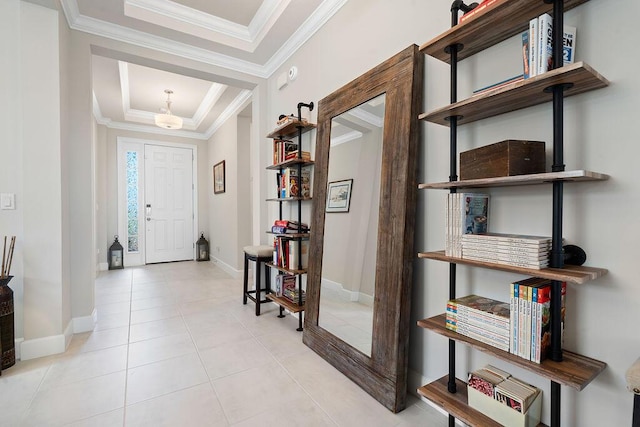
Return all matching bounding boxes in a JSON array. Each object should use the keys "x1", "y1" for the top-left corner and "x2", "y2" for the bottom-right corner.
[{"x1": 303, "y1": 45, "x2": 424, "y2": 413}]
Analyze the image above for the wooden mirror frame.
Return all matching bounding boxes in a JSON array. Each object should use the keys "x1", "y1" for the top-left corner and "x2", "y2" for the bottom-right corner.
[{"x1": 303, "y1": 45, "x2": 424, "y2": 413}]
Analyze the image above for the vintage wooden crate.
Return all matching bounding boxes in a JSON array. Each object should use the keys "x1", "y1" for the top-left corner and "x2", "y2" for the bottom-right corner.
[{"x1": 460, "y1": 140, "x2": 545, "y2": 180}]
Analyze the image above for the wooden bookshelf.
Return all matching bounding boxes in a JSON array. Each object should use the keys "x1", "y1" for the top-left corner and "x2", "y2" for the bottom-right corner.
[
  {"x1": 418, "y1": 170, "x2": 609, "y2": 190},
  {"x1": 266, "y1": 158, "x2": 314, "y2": 170},
  {"x1": 420, "y1": 62, "x2": 608, "y2": 126},
  {"x1": 266, "y1": 293, "x2": 304, "y2": 313},
  {"x1": 266, "y1": 120, "x2": 316, "y2": 139},
  {"x1": 266, "y1": 197, "x2": 312, "y2": 202},
  {"x1": 265, "y1": 231, "x2": 310, "y2": 238},
  {"x1": 418, "y1": 314, "x2": 606, "y2": 391},
  {"x1": 420, "y1": 0, "x2": 589, "y2": 63},
  {"x1": 266, "y1": 262, "x2": 307, "y2": 275},
  {"x1": 417, "y1": 376, "x2": 548, "y2": 427},
  {"x1": 417, "y1": 251, "x2": 607, "y2": 284}
]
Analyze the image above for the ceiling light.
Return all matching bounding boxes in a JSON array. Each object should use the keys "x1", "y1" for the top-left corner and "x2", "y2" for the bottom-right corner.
[{"x1": 155, "y1": 89, "x2": 183, "y2": 130}]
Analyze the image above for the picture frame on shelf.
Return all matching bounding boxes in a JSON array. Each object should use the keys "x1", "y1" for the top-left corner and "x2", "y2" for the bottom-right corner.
[
  {"x1": 213, "y1": 160, "x2": 225, "y2": 194},
  {"x1": 325, "y1": 179, "x2": 353, "y2": 213}
]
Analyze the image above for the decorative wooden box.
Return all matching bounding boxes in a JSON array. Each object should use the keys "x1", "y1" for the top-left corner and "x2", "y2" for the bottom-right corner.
[{"x1": 460, "y1": 140, "x2": 545, "y2": 180}]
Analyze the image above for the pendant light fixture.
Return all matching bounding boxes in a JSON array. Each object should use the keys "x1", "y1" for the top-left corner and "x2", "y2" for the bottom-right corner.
[{"x1": 154, "y1": 89, "x2": 183, "y2": 130}]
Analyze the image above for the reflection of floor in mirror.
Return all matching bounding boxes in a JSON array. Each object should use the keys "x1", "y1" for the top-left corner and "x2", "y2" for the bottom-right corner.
[{"x1": 319, "y1": 287, "x2": 374, "y2": 355}]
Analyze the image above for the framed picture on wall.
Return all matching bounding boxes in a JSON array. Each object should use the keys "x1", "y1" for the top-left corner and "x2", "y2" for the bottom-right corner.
[
  {"x1": 326, "y1": 179, "x2": 353, "y2": 213},
  {"x1": 213, "y1": 160, "x2": 225, "y2": 194}
]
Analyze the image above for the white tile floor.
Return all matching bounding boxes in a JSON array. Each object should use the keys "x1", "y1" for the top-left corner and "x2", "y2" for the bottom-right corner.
[{"x1": 1, "y1": 261, "x2": 448, "y2": 426}]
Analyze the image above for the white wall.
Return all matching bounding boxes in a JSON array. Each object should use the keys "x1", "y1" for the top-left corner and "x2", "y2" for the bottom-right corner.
[
  {"x1": 0, "y1": 1, "x2": 68, "y2": 358},
  {"x1": 265, "y1": 0, "x2": 640, "y2": 425}
]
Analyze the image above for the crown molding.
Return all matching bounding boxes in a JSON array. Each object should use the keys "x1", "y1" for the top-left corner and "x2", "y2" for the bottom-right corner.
[
  {"x1": 60, "y1": 0, "x2": 347, "y2": 78},
  {"x1": 348, "y1": 108, "x2": 384, "y2": 128},
  {"x1": 205, "y1": 90, "x2": 252, "y2": 139},
  {"x1": 331, "y1": 130, "x2": 362, "y2": 147}
]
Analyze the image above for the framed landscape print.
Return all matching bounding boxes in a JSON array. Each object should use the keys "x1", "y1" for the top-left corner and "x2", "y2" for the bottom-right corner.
[
  {"x1": 213, "y1": 160, "x2": 225, "y2": 194},
  {"x1": 326, "y1": 179, "x2": 353, "y2": 213}
]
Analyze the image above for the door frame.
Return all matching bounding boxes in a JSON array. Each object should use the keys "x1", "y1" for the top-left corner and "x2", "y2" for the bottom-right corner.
[{"x1": 117, "y1": 137, "x2": 199, "y2": 266}]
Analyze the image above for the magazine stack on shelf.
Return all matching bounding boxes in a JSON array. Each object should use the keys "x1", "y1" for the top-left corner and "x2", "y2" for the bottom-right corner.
[
  {"x1": 445, "y1": 193, "x2": 489, "y2": 257},
  {"x1": 461, "y1": 232, "x2": 551, "y2": 269},
  {"x1": 446, "y1": 295, "x2": 510, "y2": 352}
]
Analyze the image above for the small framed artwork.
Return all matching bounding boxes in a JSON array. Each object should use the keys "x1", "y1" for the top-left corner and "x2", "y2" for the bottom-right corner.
[
  {"x1": 326, "y1": 179, "x2": 353, "y2": 213},
  {"x1": 213, "y1": 160, "x2": 225, "y2": 194}
]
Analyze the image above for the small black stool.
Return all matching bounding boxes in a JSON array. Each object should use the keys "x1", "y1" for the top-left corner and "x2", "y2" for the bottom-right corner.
[{"x1": 243, "y1": 245, "x2": 274, "y2": 315}]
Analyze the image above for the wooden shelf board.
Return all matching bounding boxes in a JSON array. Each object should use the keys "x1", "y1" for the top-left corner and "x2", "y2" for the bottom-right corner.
[
  {"x1": 266, "y1": 293, "x2": 305, "y2": 313},
  {"x1": 265, "y1": 231, "x2": 310, "y2": 238},
  {"x1": 266, "y1": 158, "x2": 314, "y2": 170},
  {"x1": 420, "y1": 62, "x2": 609, "y2": 126},
  {"x1": 420, "y1": 0, "x2": 590, "y2": 63},
  {"x1": 417, "y1": 376, "x2": 548, "y2": 427},
  {"x1": 265, "y1": 262, "x2": 307, "y2": 275},
  {"x1": 265, "y1": 197, "x2": 312, "y2": 202},
  {"x1": 418, "y1": 314, "x2": 606, "y2": 391},
  {"x1": 418, "y1": 170, "x2": 609, "y2": 189},
  {"x1": 417, "y1": 251, "x2": 607, "y2": 284},
  {"x1": 266, "y1": 120, "x2": 316, "y2": 139}
]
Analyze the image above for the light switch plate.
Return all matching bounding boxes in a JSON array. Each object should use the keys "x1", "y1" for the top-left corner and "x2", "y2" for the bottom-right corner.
[{"x1": 1, "y1": 193, "x2": 15, "y2": 210}]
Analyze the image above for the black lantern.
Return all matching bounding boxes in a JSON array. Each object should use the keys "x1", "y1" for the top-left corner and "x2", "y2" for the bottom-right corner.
[
  {"x1": 108, "y1": 235, "x2": 124, "y2": 270},
  {"x1": 196, "y1": 233, "x2": 209, "y2": 261}
]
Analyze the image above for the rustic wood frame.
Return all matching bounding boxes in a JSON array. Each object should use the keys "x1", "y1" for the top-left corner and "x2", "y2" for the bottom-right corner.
[{"x1": 302, "y1": 45, "x2": 424, "y2": 413}]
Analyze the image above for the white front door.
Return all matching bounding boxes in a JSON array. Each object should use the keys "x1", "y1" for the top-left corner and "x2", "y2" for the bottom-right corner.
[{"x1": 145, "y1": 144, "x2": 194, "y2": 263}]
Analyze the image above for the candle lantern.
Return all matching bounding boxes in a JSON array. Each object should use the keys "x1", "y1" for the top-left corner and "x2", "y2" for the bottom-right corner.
[
  {"x1": 196, "y1": 233, "x2": 210, "y2": 261},
  {"x1": 108, "y1": 235, "x2": 124, "y2": 270}
]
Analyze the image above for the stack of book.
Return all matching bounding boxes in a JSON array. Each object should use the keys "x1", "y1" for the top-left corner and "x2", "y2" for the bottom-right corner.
[
  {"x1": 445, "y1": 294, "x2": 510, "y2": 352},
  {"x1": 277, "y1": 167, "x2": 311, "y2": 198},
  {"x1": 445, "y1": 193, "x2": 489, "y2": 258},
  {"x1": 271, "y1": 220, "x2": 309, "y2": 235},
  {"x1": 272, "y1": 237, "x2": 309, "y2": 270},
  {"x1": 275, "y1": 274, "x2": 305, "y2": 305},
  {"x1": 522, "y1": 13, "x2": 576, "y2": 79},
  {"x1": 273, "y1": 139, "x2": 297, "y2": 165},
  {"x1": 461, "y1": 233, "x2": 551, "y2": 269},
  {"x1": 510, "y1": 277, "x2": 566, "y2": 363},
  {"x1": 468, "y1": 365, "x2": 542, "y2": 425}
]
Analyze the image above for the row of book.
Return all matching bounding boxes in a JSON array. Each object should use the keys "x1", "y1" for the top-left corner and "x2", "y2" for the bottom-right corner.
[
  {"x1": 276, "y1": 167, "x2": 311, "y2": 198},
  {"x1": 446, "y1": 294, "x2": 510, "y2": 352},
  {"x1": 272, "y1": 139, "x2": 311, "y2": 165},
  {"x1": 445, "y1": 193, "x2": 489, "y2": 258},
  {"x1": 468, "y1": 365, "x2": 541, "y2": 419},
  {"x1": 461, "y1": 232, "x2": 551, "y2": 270},
  {"x1": 522, "y1": 13, "x2": 576, "y2": 79},
  {"x1": 510, "y1": 277, "x2": 565, "y2": 363},
  {"x1": 272, "y1": 237, "x2": 309, "y2": 271},
  {"x1": 271, "y1": 219, "x2": 309, "y2": 235},
  {"x1": 273, "y1": 274, "x2": 306, "y2": 305}
]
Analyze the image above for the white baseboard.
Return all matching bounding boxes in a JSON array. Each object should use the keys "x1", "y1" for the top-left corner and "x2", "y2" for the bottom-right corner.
[
  {"x1": 19, "y1": 311, "x2": 97, "y2": 361},
  {"x1": 97, "y1": 262, "x2": 108, "y2": 271},
  {"x1": 210, "y1": 256, "x2": 241, "y2": 278},
  {"x1": 321, "y1": 278, "x2": 373, "y2": 306},
  {"x1": 72, "y1": 308, "x2": 97, "y2": 333}
]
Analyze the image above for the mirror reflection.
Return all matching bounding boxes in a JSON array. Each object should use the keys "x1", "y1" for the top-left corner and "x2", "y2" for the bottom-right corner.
[{"x1": 318, "y1": 93, "x2": 386, "y2": 356}]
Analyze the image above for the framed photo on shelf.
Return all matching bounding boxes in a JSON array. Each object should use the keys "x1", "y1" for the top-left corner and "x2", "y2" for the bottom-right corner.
[
  {"x1": 326, "y1": 179, "x2": 353, "y2": 213},
  {"x1": 213, "y1": 160, "x2": 225, "y2": 194}
]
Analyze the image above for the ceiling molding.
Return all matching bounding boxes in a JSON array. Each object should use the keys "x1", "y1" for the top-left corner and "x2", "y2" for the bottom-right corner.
[
  {"x1": 124, "y1": 0, "x2": 291, "y2": 53},
  {"x1": 331, "y1": 130, "x2": 362, "y2": 147},
  {"x1": 59, "y1": 0, "x2": 348, "y2": 78},
  {"x1": 205, "y1": 90, "x2": 253, "y2": 139},
  {"x1": 348, "y1": 108, "x2": 384, "y2": 128},
  {"x1": 61, "y1": 0, "x2": 267, "y2": 77},
  {"x1": 92, "y1": 92, "x2": 111, "y2": 126},
  {"x1": 261, "y1": 0, "x2": 348, "y2": 77},
  {"x1": 191, "y1": 83, "x2": 227, "y2": 127}
]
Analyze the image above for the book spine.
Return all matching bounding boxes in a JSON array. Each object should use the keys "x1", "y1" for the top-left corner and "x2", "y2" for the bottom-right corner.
[
  {"x1": 522, "y1": 30, "x2": 530, "y2": 79},
  {"x1": 563, "y1": 25, "x2": 577, "y2": 65},
  {"x1": 518, "y1": 283, "x2": 528, "y2": 359},
  {"x1": 525, "y1": 283, "x2": 533, "y2": 361},
  {"x1": 462, "y1": 254, "x2": 547, "y2": 269},
  {"x1": 538, "y1": 13, "x2": 553, "y2": 74},
  {"x1": 529, "y1": 17, "x2": 538, "y2": 78},
  {"x1": 530, "y1": 286, "x2": 539, "y2": 362}
]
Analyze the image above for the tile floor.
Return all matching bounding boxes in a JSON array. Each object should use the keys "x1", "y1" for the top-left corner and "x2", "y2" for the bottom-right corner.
[{"x1": 0, "y1": 261, "x2": 447, "y2": 426}]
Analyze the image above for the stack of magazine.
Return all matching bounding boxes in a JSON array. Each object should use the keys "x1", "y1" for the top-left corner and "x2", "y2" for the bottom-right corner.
[
  {"x1": 446, "y1": 294, "x2": 510, "y2": 352},
  {"x1": 461, "y1": 232, "x2": 551, "y2": 269}
]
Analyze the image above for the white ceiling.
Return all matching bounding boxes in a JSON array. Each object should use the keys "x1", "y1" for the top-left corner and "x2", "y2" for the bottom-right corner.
[{"x1": 56, "y1": 0, "x2": 348, "y2": 139}]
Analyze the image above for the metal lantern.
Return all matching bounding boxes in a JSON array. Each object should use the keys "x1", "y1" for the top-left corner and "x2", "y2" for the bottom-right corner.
[
  {"x1": 108, "y1": 235, "x2": 124, "y2": 270},
  {"x1": 196, "y1": 233, "x2": 209, "y2": 261}
]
